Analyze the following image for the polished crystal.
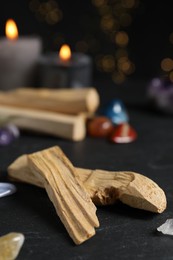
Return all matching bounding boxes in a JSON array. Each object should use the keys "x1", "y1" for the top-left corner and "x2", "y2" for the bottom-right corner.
[{"x1": 0, "y1": 232, "x2": 24, "y2": 260}]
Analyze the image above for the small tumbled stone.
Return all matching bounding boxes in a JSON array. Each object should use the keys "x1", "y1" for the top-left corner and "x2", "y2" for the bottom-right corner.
[
  {"x1": 103, "y1": 99, "x2": 129, "y2": 124},
  {"x1": 0, "y1": 128, "x2": 14, "y2": 146},
  {"x1": 0, "y1": 183, "x2": 17, "y2": 198},
  {"x1": 147, "y1": 77, "x2": 173, "y2": 113},
  {"x1": 110, "y1": 123, "x2": 137, "y2": 143},
  {"x1": 0, "y1": 232, "x2": 25, "y2": 260},
  {"x1": 87, "y1": 116, "x2": 114, "y2": 137},
  {"x1": 0, "y1": 124, "x2": 19, "y2": 146}
]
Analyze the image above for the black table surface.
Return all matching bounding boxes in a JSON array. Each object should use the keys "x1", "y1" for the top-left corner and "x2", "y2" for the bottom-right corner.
[{"x1": 1, "y1": 78, "x2": 173, "y2": 260}]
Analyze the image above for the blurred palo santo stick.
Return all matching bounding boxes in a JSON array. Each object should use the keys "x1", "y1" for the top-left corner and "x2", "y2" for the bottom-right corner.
[
  {"x1": 0, "y1": 105, "x2": 86, "y2": 141},
  {"x1": 0, "y1": 87, "x2": 100, "y2": 115}
]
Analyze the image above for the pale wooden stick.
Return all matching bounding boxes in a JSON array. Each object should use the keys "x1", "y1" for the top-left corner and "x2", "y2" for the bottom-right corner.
[
  {"x1": 27, "y1": 146, "x2": 99, "y2": 245},
  {"x1": 8, "y1": 155, "x2": 91, "y2": 187},
  {"x1": 8, "y1": 150, "x2": 167, "y2": 214},
  {"x1": 0, "y1": 87, "x2": 100, "y2": 115},
  {"x1": 84, "y1": 169, "x2": 167, "y2": 213},
  {"x1": 0, "y1": 105, "x2": 86, "y2": 141}
]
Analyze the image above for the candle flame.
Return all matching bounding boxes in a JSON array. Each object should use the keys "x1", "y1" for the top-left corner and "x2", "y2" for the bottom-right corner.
[
  {"x1": 5, "y1": 19, "x2": 18, "y2": 40},
  {"x1": 59, "y1": 44, "x2": 71, "y2": 61}
]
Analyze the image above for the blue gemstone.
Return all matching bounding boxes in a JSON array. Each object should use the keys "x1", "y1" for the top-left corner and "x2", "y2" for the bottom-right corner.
[{"x1": 102, "y1": 99, "x2": 129, "y2": 124}]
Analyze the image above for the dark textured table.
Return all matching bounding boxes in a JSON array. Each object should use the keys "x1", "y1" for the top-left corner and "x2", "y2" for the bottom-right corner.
[{"x1": 0, "y1": 78, "x2": 173, "y2": 260}]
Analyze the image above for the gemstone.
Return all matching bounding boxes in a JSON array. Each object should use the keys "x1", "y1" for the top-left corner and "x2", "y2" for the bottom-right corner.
[
  {"x1": 147, "y1": 77, "x2": 173, "y2": 113},
  {"x1": 0, "y1": 183, "x2": 17, "y2": 198},
  {"x1": 157, "y1": 219, "x2": 173, "y2": 235},
  {"x1": 0, "y1": 124, "x2": 19, "y2": 146},
  {"x1": 102, "y1": 99, "x2": 129, "y2": 125},
  {"x1": 87, "y1": 116, "x2": 114, "y2": 137},
  {"x1": 0, "y1": 232, "x2": 25, "y2": 259},
  {"x1": 148, "y1": 77, "x2": 172, "y2": 98},
  {"x1": 110, "y1": 123, "x2": 137, "y2": 143}
]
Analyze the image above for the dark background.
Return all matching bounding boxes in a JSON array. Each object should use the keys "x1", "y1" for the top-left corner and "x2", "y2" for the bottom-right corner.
[
  {"x1": 1, "y1": 0, "x2": 173, "y2": 80},
  {"x1": 1, "y1": 2, "x2": 173, "y2": 259}
]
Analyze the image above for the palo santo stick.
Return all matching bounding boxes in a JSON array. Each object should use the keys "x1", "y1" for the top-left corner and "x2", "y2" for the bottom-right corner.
[
  {"x1": 8, "y1": 151, "x2": 167, "y2": 213},
  {"x1": 27, "y1": 146, "x2": 99, "y2": 245},
  {"x1": 0, "y1": 87, "x2": 100, "y2": 115},
  {"x1": 0, "y1": 105, "x2": 86, "y2": 141},
  {"x1": 83, "y1": 169, "x2": 166, "y2": 213},
  {"x1": 8, "y1": 155, "x2": 91, "y2": 187}
]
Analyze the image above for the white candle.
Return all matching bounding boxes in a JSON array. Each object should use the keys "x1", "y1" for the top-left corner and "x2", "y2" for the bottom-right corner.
[{"x1": 0, "y1": 19, "x2": 42, "y2": 90}]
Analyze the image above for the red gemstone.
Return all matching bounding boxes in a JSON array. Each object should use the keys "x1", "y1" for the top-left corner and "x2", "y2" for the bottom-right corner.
[
  {"x1": 87, "y1": 116, "x2": 114, "y2": 137},
  {"x1": 110, "y1": 123, "x2": 137, "y2": 143}
]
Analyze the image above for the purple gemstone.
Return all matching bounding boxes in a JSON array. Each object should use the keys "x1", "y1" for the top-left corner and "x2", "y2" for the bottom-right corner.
[
  {"x1": 0, "y1": 125, "x2": 20, "y2": 146},
  {"x1": 148, "y1": 77, "x2": 173, "y2": 98},
  {"x1": 0, "y1": 128, "x2": 14, "y2": 145}
]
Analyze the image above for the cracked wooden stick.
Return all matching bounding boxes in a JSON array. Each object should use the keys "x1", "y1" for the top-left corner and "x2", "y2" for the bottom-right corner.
[
  {"x1": 8, "y1": 148, "x2": 167, "y2": 213},
  {"x1": 27, "y1": 146, "x2": 99, "y2": 245}
]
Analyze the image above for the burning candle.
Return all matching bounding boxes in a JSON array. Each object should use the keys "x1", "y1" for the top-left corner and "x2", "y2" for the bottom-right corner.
[
  {"x1": 38, "y1": 44, "x2": 92, "y2": 88},
  {"x1": 0, "y1": 19, "x2": 42, "y2": 90}
]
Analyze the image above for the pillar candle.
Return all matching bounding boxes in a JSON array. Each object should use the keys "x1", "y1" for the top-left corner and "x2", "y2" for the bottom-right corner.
[{"x1": 0, "y1": 19, "x2": 42, "y2": 90}]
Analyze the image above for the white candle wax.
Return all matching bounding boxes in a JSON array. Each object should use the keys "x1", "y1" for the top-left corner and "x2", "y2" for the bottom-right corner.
[{"x1": 0, "y1": 37, "x2": 42, "y2": 90}]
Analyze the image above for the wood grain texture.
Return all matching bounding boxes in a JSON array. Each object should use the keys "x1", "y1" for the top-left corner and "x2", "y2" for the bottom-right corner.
[
  {"x1": 8, "y1": 148, "x2": 167, "y2": 214},
  {"x1": 27, "y1": 146, "x2": 99, "y2": 245},
  {"x1": 0, "y1": 105, "x2": 86, "y2": 141},
  {"x1": 0, "y1": 87, "x2": 100, "y2": 115}
]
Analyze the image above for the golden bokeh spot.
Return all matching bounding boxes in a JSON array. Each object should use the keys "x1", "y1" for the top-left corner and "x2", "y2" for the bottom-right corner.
[
  {"x1": 112, "y1": 71, "x2": 126, "y2": 84},
  {"x1": 161, "y1": 58, "x2": 173, "y2": 72},
  {"x1": 30, "y1": 0, "x2": 62, "y2": 25},
  {"x1": 101, "y1": 55, "x2": 116, "y2": 72},
  {"x1": 115, "y1": 31, "x2": 129, "y2": 47},
  {"x1": 46, "y1": 9, "x2": 63, "y2": 24},
  {"x1": 100, "y1": 15, "x2": 114, "y2": 31},
  {"x1": 127, "y1": 62, "x2": 135, "y2": 74},
  {"x1": 118, "y1": 58, "x2": 129, "y2": 70},
  {"x1": 117, "y1": 57, "x2": 135, "y2": 74}
]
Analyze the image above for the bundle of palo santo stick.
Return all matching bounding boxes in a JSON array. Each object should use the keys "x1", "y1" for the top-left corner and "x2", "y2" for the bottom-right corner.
[
  {"x1": 8, "y1": 146, "x2": 167, "y2": 245},
  {"x1": 0, "y1": 87, "x2": 100, "y2": 141}
]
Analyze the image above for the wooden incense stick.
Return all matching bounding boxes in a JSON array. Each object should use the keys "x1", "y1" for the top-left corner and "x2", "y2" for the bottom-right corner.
[
  {"x1": 27, "y1": 146, "x2": 99, "y2": 245},
  {"x1": 0, "y1": 87, "x2": 100, "y2": 115},
  {"x1": 8, "y1": 147, "x2": 167, "y2": 214},
  {"x1": 0, "y1": 105, "x2": 86, "y2": 141}
]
